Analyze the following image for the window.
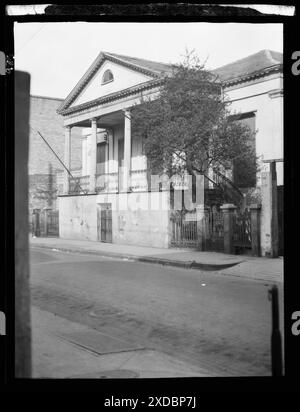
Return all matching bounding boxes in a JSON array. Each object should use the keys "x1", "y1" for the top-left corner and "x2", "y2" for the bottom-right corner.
[
  {"x1": 230, "y1": 112, "x2": 256, "y2": 188},
  {"x1": 97, "y1": 142, "x2": 106, "y2": 175},
  {"x1": 101, "y1": 69, "x2": 114, "y2": 85}
]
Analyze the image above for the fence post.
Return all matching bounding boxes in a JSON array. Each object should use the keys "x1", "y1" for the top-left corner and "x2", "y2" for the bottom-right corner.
[
  {"x1": 250, "y1": 203, "x2": 261, "y2": 257},
  {"x1": 220, "y1": 203, "x2": 237, "y2": 254},
  {"x1": 42, "y1": 207, "x2": 52, "y2": 237},
  {"x1": 32, "y1": 208, "x2": 41, "y2": 237},
  {"x1": 196, "y1": 204, "x2": 209, "y2": 251}
]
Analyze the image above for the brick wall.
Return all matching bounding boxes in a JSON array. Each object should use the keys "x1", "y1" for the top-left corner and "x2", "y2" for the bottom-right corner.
[
  {"x1": 29, "y1": 173, "x2": 58, "y2": 213},
  {"x1": 29, "y1": 95, "x2": 82, "y2": 175},
  {"x1": 29, "y1": 95, "x2": 82, "y2": 212}
]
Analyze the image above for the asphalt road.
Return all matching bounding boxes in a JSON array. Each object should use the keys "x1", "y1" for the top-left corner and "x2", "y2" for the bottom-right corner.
[{"x1": 29, "y1": 247, "x2": 284, "y2": 376}]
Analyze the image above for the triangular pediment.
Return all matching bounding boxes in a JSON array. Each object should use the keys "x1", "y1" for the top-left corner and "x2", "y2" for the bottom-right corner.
[
  {"x1": 70, "y1": 59, "x2": 154, "y2": 107},
  {"x1": 58, "y1": 52, "x2": 172, "y2": 114}
]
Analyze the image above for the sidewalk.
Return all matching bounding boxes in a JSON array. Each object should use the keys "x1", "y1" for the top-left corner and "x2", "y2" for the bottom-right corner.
[
  {"x1": 30, "y1": 236, "x2": 283, "y2": 283},
  {"x1": 32, "y1": 306, "x2": 212, "y2": 378}
]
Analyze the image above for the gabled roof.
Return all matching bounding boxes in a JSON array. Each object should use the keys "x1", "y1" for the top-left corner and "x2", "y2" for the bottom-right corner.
[
  {"x1": 213, "y1": 49, "x2": 282, "y2": 85},
  {"x1": 57, "y1": 51, "x2": 174, "y2": 114},
  {"x1": 58, "y1": 49, "x2": 283, "y2": 115},
  {"x1": 103, "y1": 52, "x2": 174, "y2": 76}
]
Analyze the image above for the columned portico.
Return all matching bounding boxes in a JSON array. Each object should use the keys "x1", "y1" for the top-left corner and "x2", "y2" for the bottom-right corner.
[
  {"x1": 89, "y1": 117, "x2": 98, "y2": 193},
  {"x1": 63, "y1": 126, "x2": 71, "y2": 194}
]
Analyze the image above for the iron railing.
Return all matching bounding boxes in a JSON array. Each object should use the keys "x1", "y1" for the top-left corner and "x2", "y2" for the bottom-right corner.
[
  {"x1": 204, "y1": 210, "x2": 224, "y2": 252},
  {"x1": 69, "y1": 175, "x2": 90, "y2": 194},
  {"x1": 170, "y1": 213, "x2": 198, "y2": 247}
]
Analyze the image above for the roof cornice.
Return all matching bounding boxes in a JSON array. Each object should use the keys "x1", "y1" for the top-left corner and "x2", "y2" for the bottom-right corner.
[
  {"x1": 221, "y1": 63, "x2": 282, "y2": 88},
  {"x1": 58, "y1": 77, "x2": 164, "y2": 116},
  {"x1": 58, "y1": 61, "x2": 283, "y2": 117}
]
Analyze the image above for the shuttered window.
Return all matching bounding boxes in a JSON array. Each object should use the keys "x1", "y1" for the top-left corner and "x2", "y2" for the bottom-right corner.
[{"x1": 230, "y1": 112, "x2": 256, "y2": 188}]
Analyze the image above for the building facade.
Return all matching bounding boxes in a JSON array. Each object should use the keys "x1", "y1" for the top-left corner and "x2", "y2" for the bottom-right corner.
[
  {"x1": 29, "y1": 95, "x2": 82, "y2": 213},
  {"x1": 57, "y1": 50, "x2": 283, "y2": 254}
]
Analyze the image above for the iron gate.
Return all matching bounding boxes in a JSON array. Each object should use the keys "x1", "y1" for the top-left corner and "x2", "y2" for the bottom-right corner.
[
  {"x1": 170, "y1": 209, "x2": 224, "y2": 251},
  {"x1": 45, "y1": 210, "x2": 59, "y2": 237},
  {"x1": 233, "y1": 208, "x2": 252, "y2": 252},
  {"x1": 204, "y1": 210, "x2": 224, "y2": 252},
  {"x1": 170, "y1": 213, "x2": 197, "y2": 248}
]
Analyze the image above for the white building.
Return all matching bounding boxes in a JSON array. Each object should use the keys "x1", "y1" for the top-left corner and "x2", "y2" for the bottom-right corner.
[{"x1": 57, "y1": 50, "x2": 283, "y2": 253}]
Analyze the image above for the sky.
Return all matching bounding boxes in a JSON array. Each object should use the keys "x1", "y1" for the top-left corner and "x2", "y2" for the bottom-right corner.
[{"x1": 14, "y1": 22, "x2": 283, "y2": 99}]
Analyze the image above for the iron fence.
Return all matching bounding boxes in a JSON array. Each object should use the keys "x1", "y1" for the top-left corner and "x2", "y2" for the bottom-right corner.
[
  {"x1": 170, "y1": 213, "x2": 198, "y2": 248},
  {"x1": 69, "y1": 175, "x2": 90, "y2": 194},
  {"x1": 204, "y1": 210, "x2": 224, "y2": 252}
]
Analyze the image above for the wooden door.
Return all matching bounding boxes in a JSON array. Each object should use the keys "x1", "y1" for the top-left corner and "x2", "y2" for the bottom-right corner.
[{"x1": 97, "y1": 203, "x2": 112, "y2": 243}]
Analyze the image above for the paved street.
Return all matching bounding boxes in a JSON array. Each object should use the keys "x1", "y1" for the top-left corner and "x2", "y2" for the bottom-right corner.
[{"x1": 30, "y1": 246, "x2": 284, "y2": 377}]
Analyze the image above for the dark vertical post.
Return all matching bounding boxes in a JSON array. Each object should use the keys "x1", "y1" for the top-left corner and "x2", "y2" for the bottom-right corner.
[
  {"x1": 250, "y1": 203, "x2": 261, "y2": 257},
  {"x1": 32, "y1": 208, "x2": 40, "y2": 237},
  {"x1": 221, "y1": 204, "x2": 237, "y2": 254},
  {"x1": 269, "y1": 285, "x2": 283, "y2": 376},
  {"x1": 43, "y1": 208, "x2": 51, "y2": 237},
  {"x1": 196, "y1": 205, "x2": 209, "y2": 251},
  {"x1": 270, "y1": 161, "x2": 279, "y2": 257},
  {"x1": 15, "y1": 71, "x2": 31, "y2": 377}
]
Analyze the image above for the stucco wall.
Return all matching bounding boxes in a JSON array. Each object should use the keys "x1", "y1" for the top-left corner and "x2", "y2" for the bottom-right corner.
[
  {"x1": 59, "y1": 191, "x2": 171, "y2": 248},
  {"x1": 224, "y1": 75, "x2": 283, "y2": 185},
  {"x1": 58, "y1": 195, "x2": 98, "y2": 241}
]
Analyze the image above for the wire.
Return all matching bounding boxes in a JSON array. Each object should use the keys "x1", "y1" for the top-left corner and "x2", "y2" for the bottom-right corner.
[{"x1": 30, "y1": 126, "x2": 88, "y2": 194}]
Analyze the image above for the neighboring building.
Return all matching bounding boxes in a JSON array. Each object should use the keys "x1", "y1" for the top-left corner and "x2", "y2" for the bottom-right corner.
[
  {"x1": 214, "y1": 49, "x2": 283, "y2": 187},
  {"x1": 28, "y1": 95, "x2": 82, "y2": 213},
  {"x1": 57, "y1": 50, "x2": 283, "y2": 254}
]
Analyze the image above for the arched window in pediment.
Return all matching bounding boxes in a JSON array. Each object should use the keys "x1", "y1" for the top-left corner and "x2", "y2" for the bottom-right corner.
[{"x1": 101, "y1": 69, "x2": 114, "y2": 85}]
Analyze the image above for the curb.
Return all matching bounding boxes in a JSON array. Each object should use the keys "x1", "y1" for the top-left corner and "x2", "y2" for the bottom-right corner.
[{"x1": 30, "y1": 243, "x2": 243, "y2": 272}]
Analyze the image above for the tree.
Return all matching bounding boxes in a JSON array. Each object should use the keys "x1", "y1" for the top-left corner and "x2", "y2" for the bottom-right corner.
[{"x1": 131, "y1": 50, "x2": 257, "y2": 203}]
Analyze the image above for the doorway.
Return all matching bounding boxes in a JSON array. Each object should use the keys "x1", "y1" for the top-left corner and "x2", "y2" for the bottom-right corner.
[{"x1": 97, "y1": 203, "x2": 112, "y2": 243}]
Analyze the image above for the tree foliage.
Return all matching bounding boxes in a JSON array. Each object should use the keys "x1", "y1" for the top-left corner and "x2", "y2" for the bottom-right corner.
[{"x1": 131, "y1": 50, "x2": 257, "y2": 188}]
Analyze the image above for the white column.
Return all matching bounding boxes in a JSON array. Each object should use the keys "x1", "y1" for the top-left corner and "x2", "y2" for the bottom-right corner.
[
  {"x1": 89, "y1": 118, "x2": 97, "y2": 192},
  {"x1": 81, "y1": 136, "x2": 87, "y2": 176},
  {"x1": 124, "y1": 109, "x2": 131, "y2": 191},
  {"x1": 108, "y1": 130, "x2": 114, "y2": 173},
  {"x1": 63, "y1": 126, "x2": 71, "y2": 194}
]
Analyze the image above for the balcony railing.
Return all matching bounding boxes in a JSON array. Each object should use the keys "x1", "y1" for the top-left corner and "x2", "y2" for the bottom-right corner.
[
  {"x1": 95, "y1": 172, "x2": 119, "y2": 193},
  {"x1": 95, "y1": 169, "x2": 148, "y2": 193},
  {"x1": 130, "y1": 169, "x2": 148, "y2": 191},
  {"x1": 63, "y1": 169, "x2": 149, "y2": 195},
  {"x1": 69, "y1": 175, "x2": 90, "y2": 194}
]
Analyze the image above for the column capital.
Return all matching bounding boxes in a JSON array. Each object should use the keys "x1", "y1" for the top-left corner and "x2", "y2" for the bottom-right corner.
[{"x1": 123, "y1": 108, "x2": 131, "y2": 118}]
